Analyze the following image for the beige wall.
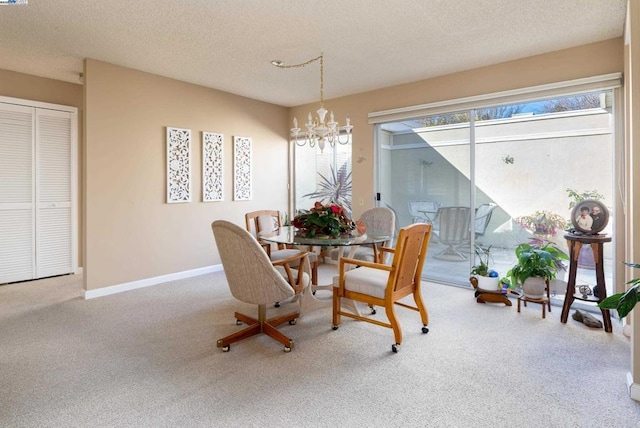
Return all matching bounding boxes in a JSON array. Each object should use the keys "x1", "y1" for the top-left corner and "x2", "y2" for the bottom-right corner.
[
  {"x1": 0, "y1": 69, "x2": 84, "y2": 269},
  {"x1": 83, "y1": 60, "x2": 289, "y2": 291}
]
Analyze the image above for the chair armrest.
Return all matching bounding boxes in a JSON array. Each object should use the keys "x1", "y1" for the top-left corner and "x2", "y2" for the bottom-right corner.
[
  {"x1": 339, "y1": 257, "x2": 392, "y2": 274},
  {"x1": 272, "y1": 252, "x2": 309, "y2": 294},
  {"x1": 380, "y1": 246, "x2": 395, "y2": 256}
]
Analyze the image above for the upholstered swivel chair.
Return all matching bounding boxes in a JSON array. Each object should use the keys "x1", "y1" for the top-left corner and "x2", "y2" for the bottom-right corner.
[
  {"x1": 212, "y1": 220, "x2": 310, "y2": 353},
  {"x1": 332, "y1": 223, "x2": 433, "y2": 353},
  {"x1": 329, "y1": 206, "x2": 396, "y2": 264},
  {"x1": 245, "y1": 210, "x2": 319, "y2": 291},
  {"x1": 432, "y1": 206, "x2": 471, "y2": 261}
]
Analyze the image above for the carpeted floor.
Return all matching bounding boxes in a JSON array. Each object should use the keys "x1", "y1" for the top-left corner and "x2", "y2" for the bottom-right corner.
[{"x1": 1, "y1": 266, "x2": 639, "y2": 427}]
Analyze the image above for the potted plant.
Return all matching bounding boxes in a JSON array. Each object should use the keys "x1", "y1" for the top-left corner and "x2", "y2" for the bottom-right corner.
[
  {"x1": 469, "y1": 245, "x2": 500, "y2": 290},
  {"x1": 291, "y1": 201, "x2": 355, "y2": 238},
  {"x1": 516, "y1": 210, "x2": 568, "y2": 238},
  {"x1": 504, "y1": 241, "x2": 568, "y2": 299},
  {"x1": 599, "y1": 262, "x2": 640, "y2": 318}
]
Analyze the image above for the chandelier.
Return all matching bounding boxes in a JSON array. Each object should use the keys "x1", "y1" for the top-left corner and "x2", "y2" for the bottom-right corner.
[{"x1": 272, "y1": 54, "x2": 353, "y2": 152}]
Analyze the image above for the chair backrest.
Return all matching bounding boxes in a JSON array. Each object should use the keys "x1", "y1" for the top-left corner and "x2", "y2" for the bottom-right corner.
[
  {"x1": 245, "y1": 210, "x2": 283, "y2": 238},
  {"x1": 407, "y1": 200, "x2": 440, "y2": 217},
  {"x1": 474, "y1": 203, "x2": 497, "y2": 236},
  {"x1": 388, "y1": 223, "x2": 432, "y2": 294},
  {"x1": 359, "y1": 207, "x2": 395, "y2": 245},
  {"x1": 212, "y1": 220, "x2": 295, "y2": 305},
  {"x1": 436, "y1": 206, "x2": 471, "y2": 244}
]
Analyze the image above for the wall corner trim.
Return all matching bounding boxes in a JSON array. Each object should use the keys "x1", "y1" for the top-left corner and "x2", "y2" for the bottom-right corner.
[
  {"x1": 627, "y1": 372, "x2": 640, "y2": 402},
  {"x1": 83, "y1": 265, "x2": 223, "y2": 299}
]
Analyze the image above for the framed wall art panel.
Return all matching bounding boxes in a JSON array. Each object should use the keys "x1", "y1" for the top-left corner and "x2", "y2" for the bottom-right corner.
[
  {"x1": 202, "y1": 132, "x2": 224, "y2": 201},
  {"x1": 233, "y1": 136, "x2": 252, "y2": 201},
  {"x1": 166, "y1": 127, "x2": 191, "y2": 203}
]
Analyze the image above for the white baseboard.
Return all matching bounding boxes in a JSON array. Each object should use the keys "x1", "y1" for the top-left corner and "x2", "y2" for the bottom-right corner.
[
  {"x1": 627, "y1": 372, "x2": 640, "y2": 401},
  {"x1": 83, "y1": 264, "x2": 223, "y2": 299}
]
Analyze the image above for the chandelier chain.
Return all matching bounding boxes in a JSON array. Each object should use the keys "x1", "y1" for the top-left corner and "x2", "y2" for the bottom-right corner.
[{"x1": 273, "y1": 54, "x2": 324, "y2": 105}]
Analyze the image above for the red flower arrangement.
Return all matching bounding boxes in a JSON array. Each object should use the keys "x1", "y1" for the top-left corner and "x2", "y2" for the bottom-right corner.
[{"x1": 292, "y1": 201, "x2": 356, "y2": 238}]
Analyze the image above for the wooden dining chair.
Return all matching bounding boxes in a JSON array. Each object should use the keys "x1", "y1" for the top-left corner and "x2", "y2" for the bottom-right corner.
[
  {"x1": 245, "y1": 210, "x2": 319, "y2": 291},
  {"x1": 332, "y1": 223, "x2": 433, "y2": 353},
  {"x1": 212, "y1": 220, "x2": 310, "y2": 352}
]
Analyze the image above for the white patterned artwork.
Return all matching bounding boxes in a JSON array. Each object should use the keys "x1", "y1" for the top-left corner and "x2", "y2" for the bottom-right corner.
[
  {"x1": 166, "y1": 127, "x2": 191, "y2": 203},
  {"x1": 233, "y1": 136, "x2": 252, "y2": 201},
  {"x1": 202, "y1": 132, "x2": 224, "y2": 201}
]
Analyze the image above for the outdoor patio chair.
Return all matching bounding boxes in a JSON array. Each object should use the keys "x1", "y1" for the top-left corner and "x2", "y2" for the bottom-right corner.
[
  {"x1": 432, "y1": 206, "x2": 471, "y2": 261},
  {"x1": 408, "y1": 200, "x2": 440, "y2": 223}
]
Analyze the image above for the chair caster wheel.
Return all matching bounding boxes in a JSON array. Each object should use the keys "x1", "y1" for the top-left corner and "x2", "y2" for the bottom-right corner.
[
  {"x1": 289, "y1": 319, "x2": 297, "y2": 325},
  {"x1": 284, "y1": 341, "x2": 294, "y2": 352},
  {"x1": 312, "y1": 290, "x2": 316, "y2": 295},
  {"x1": 391, "y1": 343, "x2": 400, "y2": 353},
  {"x1": 370, "y1": 307, "x2": 377, "y2": 315},
  {"x1": 236, "y1": 319, "x2": 242, "y2": 325},
  {"x1": 222, "y1": 345, "x2": 230, "y2": 352},
  {"x1": 422, "y1": 326, "x2": 429, "y2": 334},
  {"x1": 332, "y1": 325, "x2": 338, "y2": 330},
  {"x1": 274, "y1": 302, "x2": 280, "y2": 308}
]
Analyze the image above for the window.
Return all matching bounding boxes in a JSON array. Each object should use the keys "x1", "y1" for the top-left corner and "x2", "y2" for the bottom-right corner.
[{"x1": 294, "y1": 139, "x2": 352, "y2": 214}]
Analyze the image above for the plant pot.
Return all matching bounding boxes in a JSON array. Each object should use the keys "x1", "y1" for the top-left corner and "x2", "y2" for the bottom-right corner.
[
  {"x1": 522, "y1": 276, "x2": 547, "y2": 299},
  {"x1": 475, "y1": 275, "x2": 500, "y2": 291}
]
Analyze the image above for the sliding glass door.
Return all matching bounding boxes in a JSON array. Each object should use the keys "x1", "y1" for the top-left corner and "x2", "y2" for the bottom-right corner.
[
  {"x1": 377, "y1": 90, "x2": 616, "y2": 302},
  {"x1": 378, "y1": 112, "x2": 471, "y2": 285}
]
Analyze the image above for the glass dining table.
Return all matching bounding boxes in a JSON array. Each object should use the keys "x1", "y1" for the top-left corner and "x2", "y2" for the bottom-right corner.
[{"x1": 259, "y1": 226, "x2": 391, "y2": 316}]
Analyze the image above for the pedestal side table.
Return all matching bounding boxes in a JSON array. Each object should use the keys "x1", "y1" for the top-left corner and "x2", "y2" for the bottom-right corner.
[{"x1": 560, "y1": 233, "x2": 612, "y2": 333}]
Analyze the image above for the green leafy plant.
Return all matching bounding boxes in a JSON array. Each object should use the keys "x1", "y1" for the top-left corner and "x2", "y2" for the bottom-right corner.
[
  {"x1": 503, "y1": 241, "x2": 568, "y2": 289},
  {"x1": 291, "y1": 201, "x2": 355, "y2": 238},
  {"x1": 566, "y1": 188, "x2": 604, "y2": 208},
  {"x1": 599, "y1": 262, "x2": 640, "y2": 318},
  {"x1": 302, "y1": 162, "x2": 352, "y2": 210},
  {"x1": 470, "y1": 245, "x2": 494, "y2": 277}
]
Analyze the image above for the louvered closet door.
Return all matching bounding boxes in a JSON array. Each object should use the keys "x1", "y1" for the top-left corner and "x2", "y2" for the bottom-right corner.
[
  {"x1": 35, "y1": 109, "x2": 72, "y2": 278},
  {"x1": 0, "y1": 104, "x2": 35, "y2": 283}
]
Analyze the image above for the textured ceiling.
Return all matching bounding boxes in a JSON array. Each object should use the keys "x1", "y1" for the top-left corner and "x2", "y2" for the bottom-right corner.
[{"x1": 0, "y1": 0, "x2": 627, "y2": 107}]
